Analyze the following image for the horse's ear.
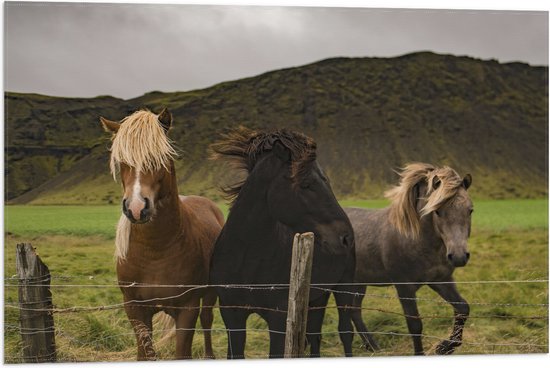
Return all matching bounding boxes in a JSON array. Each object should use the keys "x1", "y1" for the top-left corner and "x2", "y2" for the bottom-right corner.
[
  {"x1": 158, "y1": 108, "x2": 172, "y2": 132},
  {"x1": 100, "y1": 117, "x2": 120, "y2": 134},
  {"x1": 273, "y1": 140, "x2": 291, "y2": 162},
  {"x1": 463, "y1": 174, "x2": 472, "y2": 190},
  {"x1": 432, "y1": 175, "x2": 441, "y2": 190}
]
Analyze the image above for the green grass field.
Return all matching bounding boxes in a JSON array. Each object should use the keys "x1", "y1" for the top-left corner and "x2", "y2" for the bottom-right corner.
[
  {"x1": 3, "y1": 199, "x2": 548, "y2": 362},
  {"x1": 5, "y1": 199, "x2": 547, "y2": 238}
]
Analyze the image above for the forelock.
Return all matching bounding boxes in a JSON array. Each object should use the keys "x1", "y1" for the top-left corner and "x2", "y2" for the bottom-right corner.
[{"x1": 108, "y1": 110, "x2": 177, "y2": 179}]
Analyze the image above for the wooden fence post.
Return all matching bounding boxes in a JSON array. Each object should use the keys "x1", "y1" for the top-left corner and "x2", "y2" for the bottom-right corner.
[
  {"x1": 284, "y1": 232, "x2": 315, "y2": 358},
  {"x1": 16, "y1": 243, "x2": 57, "y2": 363}
]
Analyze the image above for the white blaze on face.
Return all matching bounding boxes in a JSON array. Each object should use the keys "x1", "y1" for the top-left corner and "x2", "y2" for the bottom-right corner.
[
  {"x1": 128, "y1": 171, "x2": 145, "y2": 220},
  {"x1": 132, "y1": 171, "x2": 142, "y2": 203}
]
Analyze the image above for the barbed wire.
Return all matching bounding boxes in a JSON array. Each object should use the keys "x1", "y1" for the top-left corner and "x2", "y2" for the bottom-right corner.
[
  {"x1": 9, "y1": 271, "x2": 542, "y2": 285},
  {"x1": 5, "y1": 324, "x2": 548, "y2": 349},
  {"x1": 5, "y1": 280, "x2": 547, "y2": 313},
  {"x1": 5, "y1": 301, "x2": 548, "y2": 323},
  {"x1": 5, "y1": 279, "x2": 549, "y2": 287},
  {"x1": 6, "y1": 288, "x2": 548, "y2": 309},
  {"x1": 4, "y1": 350, "x2": 57, "y2": 362},
  {"x1": 347, "y1": 292, "x2": 548, "y2": 308},
  {"x1": 5, "y1": 321, "x2": 547, "y2": 363},
  {"x1": 6, "y1": 276, "x2": 547, "y2": 361},
  {"x1": 6, "y1": 274, "x2": 98, "y2": 281}
]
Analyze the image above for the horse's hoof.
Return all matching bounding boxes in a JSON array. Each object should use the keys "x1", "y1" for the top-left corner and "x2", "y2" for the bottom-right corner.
[
  {"x1": 363, "y1": 340, "x2": 380, "y2": 352},
  {"x1": 436, "y1": 340, "x2": 460, "y2": 355},
  {"x1": 360, "y1": 334, "x2": 380, "y2": 352}
]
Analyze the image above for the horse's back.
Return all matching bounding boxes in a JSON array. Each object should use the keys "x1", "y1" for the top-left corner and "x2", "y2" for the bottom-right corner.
[
  {"x1": 344, "y1": 207, "x2": 387, "y2": 244},
  {"x1": 180, "y1": 195, "x2": 224, "y2": 226}
]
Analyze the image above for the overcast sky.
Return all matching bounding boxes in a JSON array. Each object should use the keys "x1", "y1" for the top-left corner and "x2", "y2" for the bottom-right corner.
[{"x1": 4, "y1": 1, "x2": 549, "y2": 99}]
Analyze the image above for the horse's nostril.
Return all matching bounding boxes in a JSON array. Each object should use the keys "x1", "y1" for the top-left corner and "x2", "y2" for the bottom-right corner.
[
  {"x1": 341, "y1": 234, "x2": 352, "y2": 247},
  {"x1": 466, "y1": 252, "x2": 470, "y2": 260},
  {"x1": 447, "y1": 254, "x2": 453, "y2": 261},
  {"x1": 140, "y1": 198, "x2": 151, "y2": 221},
  {"x1": 122, "y1": 199, "x2": 137, "y2": 221},
  {"x1": 122, "y1": 199, "x2": 128, "y2": 212}
]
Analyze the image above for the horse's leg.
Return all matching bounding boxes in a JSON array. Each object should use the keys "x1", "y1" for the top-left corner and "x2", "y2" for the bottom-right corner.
[
  {"x1": 219, "y1": 306, "x2": 248, "y2": 359},
  {"x1": 124, "y1": 305, "x2": 156, "y2": 360},
  {"x1": 429, "y1": 281, "x2": 469, "y2": 355},
  {"x1": 350, "y1": 285, "x2": 380, "y2": 351},
  {"x1": 267, "y1": 313, "x2": 287, "y2": 359},
  {"x1": 306, "y1": 292, "x2": 330, "y2": 358},
  {"x1": 334, "y1": 286, "x2": 355, "y2": 357},
  {"x1": 174, "y1": 297, "x2": 200, "y2": 360},
  {"x1": 395, "y1": 284, "x2": 424, "y2": 355},
  {"x1": 199, "y1": 290, "x2": 217, "y2": 359}
]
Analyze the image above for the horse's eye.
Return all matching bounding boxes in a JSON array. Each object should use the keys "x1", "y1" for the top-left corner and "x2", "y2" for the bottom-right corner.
[{"x1": 435, "y1": 210, "x2": 441, "y2": 216}]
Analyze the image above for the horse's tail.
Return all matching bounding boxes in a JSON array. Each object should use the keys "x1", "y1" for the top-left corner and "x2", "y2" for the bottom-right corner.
[{"x1": 153, "y1": 312, "x2": 176, "y2": 350}]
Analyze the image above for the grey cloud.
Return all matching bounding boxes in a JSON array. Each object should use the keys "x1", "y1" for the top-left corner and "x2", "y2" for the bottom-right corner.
[{"x1": 4, "y1": 3, "x2": 548, "y2": 99}]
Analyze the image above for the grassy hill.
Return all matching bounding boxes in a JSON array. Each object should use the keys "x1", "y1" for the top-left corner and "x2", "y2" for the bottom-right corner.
[{"x1": 4, "y1": 52, "x2": 548, "y2": 204}]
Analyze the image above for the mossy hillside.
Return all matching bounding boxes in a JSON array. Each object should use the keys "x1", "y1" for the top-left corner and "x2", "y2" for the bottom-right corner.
[{"x1": 5, "y1": 52, "x2": 548, "y2": 204}]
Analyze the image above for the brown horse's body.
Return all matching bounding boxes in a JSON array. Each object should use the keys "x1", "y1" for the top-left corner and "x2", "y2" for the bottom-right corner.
[
  {"x1": 118, "y1": 194, "x2": 223, "y2": 360},
  {"x1": 101, "y1": 109, "x2": 224, "y2": 360},
  {"x1": 118, "y1": 195, "x2": 223, "y2": 293}
]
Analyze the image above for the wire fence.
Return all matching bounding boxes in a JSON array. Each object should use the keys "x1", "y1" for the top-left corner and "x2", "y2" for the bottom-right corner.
[
  {"x1": 4, "y1": 324, "x2": 548, "y2": 348},
  {"x1": 4, "y1": 276, "x2": 549, "y2": 363}
]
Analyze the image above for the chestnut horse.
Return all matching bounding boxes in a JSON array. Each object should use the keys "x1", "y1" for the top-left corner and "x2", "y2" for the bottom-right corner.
[
  {"x1": 100, "y1": 108, "x2": 224, "y2": 360},
  {"x1": 345, "y1": 162, "x2": 473, "y2": 355}
]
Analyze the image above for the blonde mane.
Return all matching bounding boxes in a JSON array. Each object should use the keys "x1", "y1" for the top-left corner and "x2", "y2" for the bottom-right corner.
[
  {"x1": 114, "y1": 214, "x2": 131, "y2": 262},
  {"x1": 385, "y1": 162, "x2": 464, "y2": 239},
  {"x1": 108, "y1": 110, "x2": 177, "y2": 179}
]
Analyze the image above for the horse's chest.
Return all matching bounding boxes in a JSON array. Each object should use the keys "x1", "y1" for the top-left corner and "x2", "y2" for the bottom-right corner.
[
  {"x1": 117, "y1": 253, "x2": 206, "y2": 287},
  {"x1": 422, "y1": 264, "x2": 454, "y2": 281},
  {"x1": 379, "y1": 246, "x2": 452, "y2": 282},
  {"x1": 118, "y1": 260, "x2": 206, "y2": 307}
]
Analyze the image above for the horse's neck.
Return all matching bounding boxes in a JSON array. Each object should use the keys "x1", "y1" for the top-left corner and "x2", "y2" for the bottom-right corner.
[
  {"x1": 133, "y1": 196, "x2": 181, "y2": 236},
  {"x1": 224, "y1": 181, "x2": 285, "y2": 248},
  {"x1": 417, "y1": 214, "x2": 444, "y2": 249},
  {"x1": 130, "y1": 173, "x2": 183, "y2": 250}
]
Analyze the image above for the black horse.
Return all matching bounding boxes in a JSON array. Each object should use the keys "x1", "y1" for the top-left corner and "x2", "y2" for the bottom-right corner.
[{"x1": 209, "y1": 127, "x2": 356, "y2": 359}]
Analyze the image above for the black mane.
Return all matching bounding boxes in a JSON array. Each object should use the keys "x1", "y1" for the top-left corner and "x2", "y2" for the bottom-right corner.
[{"x1": 210, "y1": 126, "x2": 317, "y2": 204}]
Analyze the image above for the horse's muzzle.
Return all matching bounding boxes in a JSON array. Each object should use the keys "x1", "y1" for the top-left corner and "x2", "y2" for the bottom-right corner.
[
  {"x1": 319, "y1": 231, "x2": 354, "y2": 256},
  {"x1": 122, "y1": 198, "x2": 151, "y2": 224},
  {"x1": 447, "y1": 252, "x2": 470, "y2": 267}
]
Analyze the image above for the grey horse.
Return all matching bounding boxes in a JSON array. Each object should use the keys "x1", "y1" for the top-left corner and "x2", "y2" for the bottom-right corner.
[{"x1": 345, "y1": 162, "x2": 473, "y2": 355}]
